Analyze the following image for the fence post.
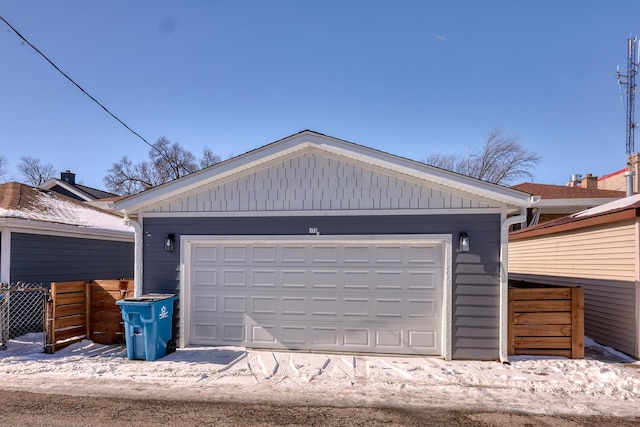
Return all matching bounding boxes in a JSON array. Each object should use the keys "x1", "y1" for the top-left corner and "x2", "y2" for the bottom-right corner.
[
  {"x1": 45, "y1": 290, "x2": 54, "y2": 354},
  {"x1": 0, "y1": 285, "x2": 6, "y2": 350},
  {"x1": 571, "y1": 287, "x2": 584, "y2": 358},
  {"x1": 85, "y1": 281, "x2": 91, "y2": 341},
  {"x1": 507, "y1": 288, "x2": 515, "y2": 355}
]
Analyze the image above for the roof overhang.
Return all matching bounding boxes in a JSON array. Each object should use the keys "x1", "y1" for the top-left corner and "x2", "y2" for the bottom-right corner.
[
  {"x1": 510, "y1": 208, "x2": 640, "y2": 241},
  {"x1": 533, "y1": 197, "x2": 622, "y2": 208},
  {"x1": 39, "y1": 179, "x2": 93, "y2": 202},
  {"x1": 0, "y1": 217, "x2": 134, "y2": 242}
]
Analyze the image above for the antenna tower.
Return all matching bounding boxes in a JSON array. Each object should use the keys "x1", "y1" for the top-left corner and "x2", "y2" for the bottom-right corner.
[{"x1": 617, "y1": 35, "x2": 639, "y2": 195}]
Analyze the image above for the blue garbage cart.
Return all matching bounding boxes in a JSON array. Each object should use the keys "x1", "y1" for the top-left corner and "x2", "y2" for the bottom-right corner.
[{"x1": 116, "y1": 294, "x2": 177, "y2": 361}]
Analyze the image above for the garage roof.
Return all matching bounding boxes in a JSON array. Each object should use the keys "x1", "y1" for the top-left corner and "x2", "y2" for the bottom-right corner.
[{"x1": 115, "y1": 130, "x2": 534, "y2": 214}]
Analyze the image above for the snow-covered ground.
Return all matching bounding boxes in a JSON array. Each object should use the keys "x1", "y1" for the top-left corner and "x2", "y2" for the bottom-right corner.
[{"x1": 0, "y1": 333, "x2": 639, "y2": 418}]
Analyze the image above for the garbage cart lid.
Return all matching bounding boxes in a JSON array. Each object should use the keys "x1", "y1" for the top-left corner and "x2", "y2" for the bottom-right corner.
[{"x1": 120, "y1": 294, "x2": 176, "y2": 302}]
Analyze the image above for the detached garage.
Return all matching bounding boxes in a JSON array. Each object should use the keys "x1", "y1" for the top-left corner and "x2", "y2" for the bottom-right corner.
[{"x1": 115, "y1": 131, "x2": 533, "y2": 360}]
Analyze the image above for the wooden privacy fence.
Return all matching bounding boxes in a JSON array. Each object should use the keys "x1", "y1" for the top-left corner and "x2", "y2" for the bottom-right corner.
[
  {"x1": 45, "y1": 279, "x2": 133, "y2": 354},
  {"x1": 508, "y1": 285, "x2": 584, "y2": 359}
]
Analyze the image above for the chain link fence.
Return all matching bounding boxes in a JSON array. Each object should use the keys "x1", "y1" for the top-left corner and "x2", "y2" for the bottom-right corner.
[{"x1": 0, "y1": 282, "x2": 48, "y2": 351}]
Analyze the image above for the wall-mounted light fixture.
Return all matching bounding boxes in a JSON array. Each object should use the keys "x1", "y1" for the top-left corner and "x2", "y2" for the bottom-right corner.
[
  {"x1": 164, "y1": 233, "x2": 175, "y2": 252},
  {"x1": 459, "y1": 232, "x2": 470, "y2": 252}
]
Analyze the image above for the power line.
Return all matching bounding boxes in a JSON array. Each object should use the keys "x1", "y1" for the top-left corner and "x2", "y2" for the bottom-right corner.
[{"x1": 0, "y1": 15, "x2": 159, "y2": 153}]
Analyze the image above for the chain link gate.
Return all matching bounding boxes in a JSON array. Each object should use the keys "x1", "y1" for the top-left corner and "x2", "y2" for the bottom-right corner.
[{"x1": 0, "y1": 282, "x2": 48, "y2": 351}]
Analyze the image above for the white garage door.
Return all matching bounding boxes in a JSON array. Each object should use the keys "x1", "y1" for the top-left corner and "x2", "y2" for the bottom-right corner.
[{"x1": 184, "y1": 236, "x2": 447, "y2": 356}]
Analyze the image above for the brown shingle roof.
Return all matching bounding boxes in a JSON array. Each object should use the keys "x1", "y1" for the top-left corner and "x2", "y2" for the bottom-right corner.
[
  {"x1": 0, "y1": 182, "x2": 23, "y2": 210},
  {"x1": 0, "y1": 182, "x2": 130, "y2": 232},
  {"x1": 511, "y1": 182, "x2": 626, "y2": 199}
]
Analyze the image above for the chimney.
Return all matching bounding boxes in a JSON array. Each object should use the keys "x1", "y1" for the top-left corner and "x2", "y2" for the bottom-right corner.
[
  {"x1": 581, "y1": 173, "x2": 597, "y2": 189},
  {"x1": 60, "y1": 170, "x2": 76, "y2": 186}
]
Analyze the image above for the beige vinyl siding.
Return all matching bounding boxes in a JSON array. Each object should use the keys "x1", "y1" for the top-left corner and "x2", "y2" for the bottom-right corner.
[{"x1": 509, "y1": 220, "x2": 637, "y2": 282}]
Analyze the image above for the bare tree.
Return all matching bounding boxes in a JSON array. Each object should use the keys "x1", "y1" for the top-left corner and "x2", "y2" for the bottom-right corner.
[
  {"x1": 422, "y1": 129, "x2": 541, "y2": 185},
  {"x1": 104, "y1": 137, "x2": 221, "y2": 195},
  {"x1": 200, "y1": 147, "x2": 221, "y2": 169},
  {"x1": 18, "y1": 156, "x2": 56, "y2": 186},
  {"x1": 0, "y1": 154, "x2": 8, "y2": 180}
]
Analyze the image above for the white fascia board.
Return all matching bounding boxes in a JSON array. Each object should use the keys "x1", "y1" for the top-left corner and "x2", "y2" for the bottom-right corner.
[
  {"x1": 142, "y1": 207, "x2": 506, "y2": 218},
  {"x1": 115, "y1": 132, "x2": 534, "y2": 213},
  {"x1": 39, "y1": 179, "x2": 93, "y2": 202},
  {"x1": 0, "y1": 218, "x2": 134, "y2": 242}
]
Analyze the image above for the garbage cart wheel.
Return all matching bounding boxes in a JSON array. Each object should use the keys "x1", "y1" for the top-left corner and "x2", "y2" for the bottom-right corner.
[{"x1": 167, "y1": 340, "x2": 177, "y2": 354}]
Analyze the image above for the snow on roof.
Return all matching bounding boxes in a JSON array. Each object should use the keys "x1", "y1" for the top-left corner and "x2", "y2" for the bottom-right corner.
[
  {"x1": 0, "y1": 182, "x2": 132, "y2": 233},
  {"x1": 572, "y1": 193, "x2": 640, "y2": 218}
]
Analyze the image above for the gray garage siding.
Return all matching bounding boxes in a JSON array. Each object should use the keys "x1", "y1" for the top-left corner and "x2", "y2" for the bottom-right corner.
[
  {"x1": 143, "y1": 214, "x2": 501, "y2": 359},
  {"x1": 10, "y1": 233, "x2": 134, "y2": 285}
]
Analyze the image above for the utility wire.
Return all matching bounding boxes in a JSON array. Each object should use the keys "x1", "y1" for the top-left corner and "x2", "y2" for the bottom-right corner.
[{"x1": 0, "y1": 15, "x2": 161, "y2": 154}]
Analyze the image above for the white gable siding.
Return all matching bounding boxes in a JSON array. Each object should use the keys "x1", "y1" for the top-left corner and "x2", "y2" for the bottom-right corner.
[
  {"x1": 509, "y1": 221, "x2": 637, "y2": 282},
  {"x1": 146, "y1": 151, "x2": 499, "y2": 214}
]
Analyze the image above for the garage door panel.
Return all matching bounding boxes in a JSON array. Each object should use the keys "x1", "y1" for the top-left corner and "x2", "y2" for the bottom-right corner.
[
  {"x1": 222, "y1": 324, "x2": 245, "y2": 342},
  {"x1": 221, "y1": 296, "x2": 246, "y2": 313},
  {"x1": 251, "y1": 296, "x2": 277, "y2": 314},
  {"x1": 193, "y1": 269, "x2": 217, "y2": 287},
  {"x1": 311, "y1": 297, "x2": 339, "y2": 316},
  {"x1": 280, "y1": 326, "x2": 306, "y2": 344},
  {"x1": 189, "y1": 238, "x2": 445, "y2": 356},
  {"x1": 251, "y1": 325, "x2": 277, "y2": 343},
  {"x1": 252, "y1": 246, "x2": 277, "y2": 262},
  {"x1": 222, "y1": 270, "x2": 247, "y2": 287},
  {"x1": 191, "y1": 320, "x2": 442, "y2": 354},
  {"x1": 193, "y1": 246, "x2": 218, "y2": 262},
  {"x1": 252, "y1": 270, "x2": 277, "y2": 287},
  {"x1": 193, "y1": 322, "x2": 217, "y2": 341},
  {"x1": 193, "y1": 295, "x2": 217, "y2": 313},
  {"x1": 344, "y1": 328, "x2": 370, "y2": 346},
  {"x1": 195, "y1": 293, "x2": 441, "y2": 322}
]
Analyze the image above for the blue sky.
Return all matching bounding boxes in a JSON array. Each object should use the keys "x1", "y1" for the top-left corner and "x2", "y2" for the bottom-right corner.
[{"x1": 1, "y1": 1, "x2": 639, "y2": 190}]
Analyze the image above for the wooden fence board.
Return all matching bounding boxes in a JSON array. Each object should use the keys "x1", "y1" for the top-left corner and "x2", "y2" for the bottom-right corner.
[
  {"x1": 512, "y1": 300, "x2": 571, "y2": 312},
  {"x1": 513, "y1": 312, "x2": 572, "y2": 325},
  {"x1": 511, "y1": 288, "x2": 573, "y2": 300},
  {"x1": 53, "y1": 304, "x2": 84, "y2": 318},
  {"x1": 45, "y1": 279, "x2": 135, "y2": 353},
  {"x1": 54, "y1": 293, "x2": 85, "y2": 306},
  {"x1": 514, "y1": 324, "x2": 572, "y2": 337},
  {"x1": 513, "y1": 337, "x2": 572, "y2": 349},
  {"x1": 508, "y1": 285, "x2": 584, "y2": 359},
  {"x1": 90, "y1": 280, "x2": 134, "y2": 345},
  {"x1": 514, "y1": 348, "x2": 572, "y2": 358},
  {"x1": 54, "y1": 314, "x2": 85, "y2": 330},
  {"x1": 54, "y1": 325, "x2": 86, "y2": 342},
  {"x1": 51, "y1": 281, "x2": 86, "y2": 294}
]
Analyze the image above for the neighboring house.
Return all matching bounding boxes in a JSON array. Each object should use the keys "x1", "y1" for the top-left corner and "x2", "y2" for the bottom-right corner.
[
  {"x1": 0, "y1": 182, "x2": 134, "y2": 285},
  {"x1": 115, "y1": 130, "x2": 534, "y2": 361},
  {"x1": 511, "y1": 182, "x2": 625, "y2": 226},
  {"x1": 593, "y1": 153, "x2": 640, "y2": 192},
  {"x1": 509, "y1": 195, "x2": 640, "y2": 358},
  {"x1": 40, "y1": 170, "x2": 118, "y2": 203}
]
